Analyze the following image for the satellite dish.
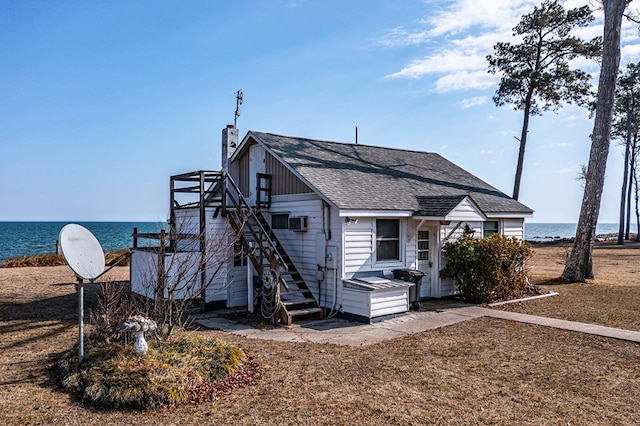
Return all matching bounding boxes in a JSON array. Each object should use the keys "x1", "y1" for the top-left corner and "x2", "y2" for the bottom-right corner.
[
  {"x1": 59, "y1": 224, "x2": 105, "y2": 281},
  {"x1": 59, "y1": 223, "x2": 107, "y2": 364}
]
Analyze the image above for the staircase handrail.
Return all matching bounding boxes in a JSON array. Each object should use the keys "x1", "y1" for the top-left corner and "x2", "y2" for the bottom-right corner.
[{"x1": 221, "y1": 172, "x2": 288, "y2": 272}]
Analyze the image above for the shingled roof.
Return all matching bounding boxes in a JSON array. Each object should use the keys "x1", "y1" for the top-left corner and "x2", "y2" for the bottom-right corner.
[
  {"x1": 247, "y1": 131, "x2": 533, "y2": 216},
  {"x1": 415, "y1": 195, "x2": 471, "y2": 217}
]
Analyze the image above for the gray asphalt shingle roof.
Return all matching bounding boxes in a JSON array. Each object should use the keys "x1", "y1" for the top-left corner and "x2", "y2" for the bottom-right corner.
[
  {"x1": 248, "y1": 131, "x2": 533, "y2": 216},
  {"x1": 415, "y1": 195, "x2": 470, "y2": 217}
]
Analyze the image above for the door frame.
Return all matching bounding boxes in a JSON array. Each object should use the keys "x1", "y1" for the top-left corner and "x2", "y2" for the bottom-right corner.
[{"x1": 417, "y1": 224, "x2": 439, "y2": 298}]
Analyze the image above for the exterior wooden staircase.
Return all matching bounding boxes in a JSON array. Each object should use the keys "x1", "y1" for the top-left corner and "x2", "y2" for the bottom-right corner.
[{"x1": 170, "y1": 170, "x2": 322, "y2": 325}]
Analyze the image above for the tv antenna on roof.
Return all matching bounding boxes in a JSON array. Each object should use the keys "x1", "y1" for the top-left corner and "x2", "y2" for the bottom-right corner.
[
  {"x1": 59, "y1": 224, "x2": 107, "y2": 363},
  {"x1": 234, "y1": 90, "x2": 243, "y2": 127}
]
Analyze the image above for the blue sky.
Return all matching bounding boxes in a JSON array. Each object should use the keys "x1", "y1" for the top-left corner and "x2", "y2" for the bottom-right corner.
[{"x1": 2, "y1": 0, "x2": 639, "y2": 223}]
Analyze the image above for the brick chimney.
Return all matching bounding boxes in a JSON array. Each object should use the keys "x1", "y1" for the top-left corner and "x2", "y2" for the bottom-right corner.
[{"x1": 221, "y1": 124, "x2": 238, "y2": 171}]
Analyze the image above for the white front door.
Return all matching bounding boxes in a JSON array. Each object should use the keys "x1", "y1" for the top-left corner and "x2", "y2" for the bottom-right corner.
[
  {"x1": 226, "y1": 265, "x2": 248, "y2": 308},
  {"x1": 417, "y1": 225, "x2": 438, "y2": 298}
]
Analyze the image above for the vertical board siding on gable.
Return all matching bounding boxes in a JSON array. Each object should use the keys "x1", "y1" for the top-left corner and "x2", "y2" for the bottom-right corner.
[
  {"x1": 344, "y1": 218, "x2": 373, "y2": 276},
  {"x1": 265, "y1": 152, "x2": 313, "y2": 195},
  {"x1": 235, "y1": 147, "x2": 250, "y2": 196}
]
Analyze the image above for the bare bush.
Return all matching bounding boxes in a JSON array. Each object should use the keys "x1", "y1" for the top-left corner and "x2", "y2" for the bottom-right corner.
[
  {"x1": 132, "y1": 215, "x2": 246, "y2": 340},
  {"x1": 88, "y1": 280, "x2": 137, "y2": 344}
]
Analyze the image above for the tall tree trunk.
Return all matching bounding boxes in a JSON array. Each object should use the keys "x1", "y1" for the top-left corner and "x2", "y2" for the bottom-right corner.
[
  {"x1": 618, "y1": 99, "x2": 632, "y2": 245},
  {"x1": 634, "y1": 165, "x2": 640, "y2": 241},
  {"x1": 626, "y1": 133, "x2": 637, "y2": 238},
  {"x1": 513, "y1": 88, "x2": 534, "y2": 200},
  {"x1": 562, "y1": 0, "x2": 627, "y2": 282},
  {"x1": 625, "y1": 153, "x2": 633, "y2": 239}
]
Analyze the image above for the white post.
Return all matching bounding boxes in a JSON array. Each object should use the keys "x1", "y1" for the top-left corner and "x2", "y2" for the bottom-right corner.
[
  {"x1": 247, "y1": 260, "x2": 253, "y2": 313},
  {"x1": 76, "y1": 280, "x2": 85, "y2": 363}
]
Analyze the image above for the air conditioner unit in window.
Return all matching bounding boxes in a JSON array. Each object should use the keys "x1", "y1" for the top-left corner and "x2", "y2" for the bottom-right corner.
[{"x1": 288, "y1": 216, "x2": 308, "y2": 232}]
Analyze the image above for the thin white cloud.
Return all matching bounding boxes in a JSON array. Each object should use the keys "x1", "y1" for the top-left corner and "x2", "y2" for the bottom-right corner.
[
  {"x1": 435, "y1": 70, "x2": 499, "y2": 92},
  {"x1": 386, "y1": 51, "x2": 487, "y2": 79},
  {"x1": 379, "y1": 26, "x2": 430, "y2": 48},
  {"x1": 557, "y1": 142, "x2": 570, "y2": 147},
  {"x1": 440, "y1": 144, "x2": 449, "y2": 150},
  {"x1": 456, "y1": 96, "x2": 488, "y2": 109},
  {"x1": 425, "y1": 0, "x2": 535, "y2": 37},
  {"x1": 382, "y1": 0, "x2": 627, "y2": 94}
]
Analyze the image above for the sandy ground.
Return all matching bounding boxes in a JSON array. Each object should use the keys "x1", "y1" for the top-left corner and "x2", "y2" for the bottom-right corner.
[{"x1": 0, "y1": 243, "x2": 639, "y2": 425}]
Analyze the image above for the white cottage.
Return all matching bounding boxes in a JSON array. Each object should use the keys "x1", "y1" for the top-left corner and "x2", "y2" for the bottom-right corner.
[{"x1": 131, "y1": 126, "x2": 533, "y2": 324}]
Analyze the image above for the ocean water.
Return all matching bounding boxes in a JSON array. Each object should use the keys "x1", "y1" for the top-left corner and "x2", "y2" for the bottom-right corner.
[
  {"x1": 0, "y1": 221, "x2": 623, "y2": 263},
  {"x1": 525, "y1": 222, "x2": 621, "y2": 242},
  {"x1": 0, "y1": 222, "x2": 167, "y2": 263}
]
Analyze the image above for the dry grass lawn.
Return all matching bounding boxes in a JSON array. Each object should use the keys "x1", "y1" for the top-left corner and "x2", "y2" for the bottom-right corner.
[{"x1": 0, "y1": 242, "x2": 639, "y2": 425}]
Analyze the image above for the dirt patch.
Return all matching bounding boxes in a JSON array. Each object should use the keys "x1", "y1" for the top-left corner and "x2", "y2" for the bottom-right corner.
[
  {"x1": 495, "y1": 241, "x2": 640, "y2": 331},
  {"x1": 0, "y1": 246, "x2": 639, "y2": 425}
]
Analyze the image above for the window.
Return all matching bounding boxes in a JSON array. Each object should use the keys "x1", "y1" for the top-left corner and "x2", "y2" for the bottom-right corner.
[
  {"x1": 418, "y1": 230, "x2": 429, "y2": 261},
  {"x1": 483, "y1": 221, "x2": 499, "y2": 238},
  {"x1": 272, "y1": 213, "x2": 289, "y2": 229},
  {"x1": 376, "y1": 219, "x2": 400, "y2": 261}
]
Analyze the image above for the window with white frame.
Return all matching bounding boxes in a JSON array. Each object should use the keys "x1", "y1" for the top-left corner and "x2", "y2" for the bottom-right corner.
[
  {"x1": 418, "y1": 230, "x2": 430, "y2": 261},
  {"x1": 376, "y1": 219, "x2": 400, "y2": 262},
  {"x1": 483, "y1": 221, "x2": 499, "y2": 238}
]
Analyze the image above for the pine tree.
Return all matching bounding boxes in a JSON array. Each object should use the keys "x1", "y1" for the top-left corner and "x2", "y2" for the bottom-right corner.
[{"x1": 487, "y1": 0, "x2": 600, "y2": 200}]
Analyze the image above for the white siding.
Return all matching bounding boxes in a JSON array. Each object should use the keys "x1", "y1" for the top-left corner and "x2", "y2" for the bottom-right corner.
[
  {"x1": 437, "y1": 224, "x2": 461, "y2": 297},
  {"x1": 343, "y1": 217, "x2": 410, "y2": 277},
  {"x1": 131, "y1": 250, "x2": 203, "y2": 300},
  {"x1": 225, "y1": 265, "x2": 249, "y2": 307},
  {"x1": 341, "y1": 286, "x2": 409, "y2": 319},
  {"x1": 164, "y1": 251, "x2": 203, "y2": 300},
  {"x1": 143, "y1": 207, "x2": 238, "y2": 305},
  {"x1": 441, "y1": 221, "x2": 483, "y2": 242},
  {"x1": 267, "y1": 194, "x2": 326, "y2": 303},
  {"x1": 405, "y1": 220, "x2": 418, "y2": 270},
  {"x1": 370, "y1": 288, "x2": 409, "y2": 317},
  {"x1": 503, "y1": 219, "x2": 525, "y2": 239},
  {"x1": 445, "y1": 198, "x2": 485, "y2": 222},
  {"x1": 130, "y1": 249, "x2": 158, "y2": 299},
  {"x1": 173, "y1": 209, "x2": 200, "y2": 252},
  {"x1": 344, "y1": 218, "x2": 373, "y2": 275},
  {"x1": 341, "y1": 288, "x2": 370, "y2": 317}
]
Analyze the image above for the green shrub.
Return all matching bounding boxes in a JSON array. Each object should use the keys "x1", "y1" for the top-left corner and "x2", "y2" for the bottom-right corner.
[
  {"x1": 60, "y1": 334, "x2": 246, "y2": 410},
  {"x1": 439, "y1": 234, "x2": 534, "y2": 303}
]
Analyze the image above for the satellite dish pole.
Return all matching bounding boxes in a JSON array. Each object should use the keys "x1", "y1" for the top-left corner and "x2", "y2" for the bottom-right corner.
[
  {"x1": 234, "y1": 90, "x2": 243, "y2": 128},
  {"x1": 59, "y1": 224, "x2": 107, "y2": 363}
]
